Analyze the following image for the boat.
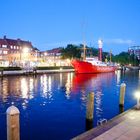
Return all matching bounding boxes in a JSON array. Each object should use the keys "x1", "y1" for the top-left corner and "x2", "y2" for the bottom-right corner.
[
  {"x1": 71, "y1": 57, "x2": 116, "y2": 73},
  {"x1": 71, "y1": 40, "x2": 117, "y2": 74}
]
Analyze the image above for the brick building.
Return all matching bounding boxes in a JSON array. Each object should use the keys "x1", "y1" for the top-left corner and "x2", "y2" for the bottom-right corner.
[{"x1": 0, "y1": 36, "x2": 40, "y2": 67}]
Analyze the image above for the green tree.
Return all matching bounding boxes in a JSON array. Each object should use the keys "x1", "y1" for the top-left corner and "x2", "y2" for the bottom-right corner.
[
  {"x1": 61, "y1": 44, "x2": 81, "y2": 59},
  {"x1": 112, "y1": 52, "x2": 128, "y2": 64}
]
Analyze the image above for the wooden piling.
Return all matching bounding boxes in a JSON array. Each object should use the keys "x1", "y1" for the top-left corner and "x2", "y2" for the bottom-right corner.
[
  {"x1": 86, "y1": 92, "x2": 94, "y2": 121},
  {"x1": 119, "y1": 83, "x2": 126, "y2": 106},
  {"x1": 6, "y1": 106, "x2": 20, "y2": 140}
]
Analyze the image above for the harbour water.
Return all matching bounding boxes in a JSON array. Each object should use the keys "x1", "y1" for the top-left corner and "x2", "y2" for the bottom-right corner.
[{"x1": 0, "y1": 70, "x2": 139, "y2": 140}]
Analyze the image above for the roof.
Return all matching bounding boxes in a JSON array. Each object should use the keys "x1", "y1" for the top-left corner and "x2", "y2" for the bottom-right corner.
[
  {"x1": 47, "y1": 48, "x2": 62, "y2": 54},
  {"x1": 0, "y1": 36, "x2": 32, "y2": 47}
]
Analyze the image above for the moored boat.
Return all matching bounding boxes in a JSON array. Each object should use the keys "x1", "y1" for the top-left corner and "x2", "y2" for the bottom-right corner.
[
  {"x1": 71, "y1": 57, "x2": 116, "y2": 74},
  {"x1": 71, "y1": 39, "x2": 117, "y2": 74}
]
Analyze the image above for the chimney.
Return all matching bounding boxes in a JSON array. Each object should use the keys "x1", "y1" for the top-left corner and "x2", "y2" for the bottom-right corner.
[{"x1": 98, "y1": 39, "x2": 103, "y2": 61}]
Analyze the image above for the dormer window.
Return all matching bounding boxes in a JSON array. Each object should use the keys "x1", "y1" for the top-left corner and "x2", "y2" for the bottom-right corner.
[{"x1": 2, "y1": 45, "x2": 7, "y2": 48}]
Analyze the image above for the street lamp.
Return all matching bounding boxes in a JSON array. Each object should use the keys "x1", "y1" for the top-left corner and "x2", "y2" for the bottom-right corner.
[
  {"x1": 135, "y1": 91, "x2": 140, "y2": 109},
  {"x1": 22, "y1": 47, "x2": 29, "y2": 53}
]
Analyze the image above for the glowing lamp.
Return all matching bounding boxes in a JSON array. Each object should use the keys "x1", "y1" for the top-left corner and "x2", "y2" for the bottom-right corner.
[
  {"x1": 23, "y1": 47, "x2": 29, "y2": 53},
  {"x1": 135, "y1": 91, "x2": 140, "y2": 109}
]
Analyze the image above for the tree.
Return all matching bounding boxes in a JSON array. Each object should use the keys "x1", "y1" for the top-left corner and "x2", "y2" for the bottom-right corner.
[
  {"x1": 61, "y1": 44, "x2": 81, "y2": 59},
  {"x1": 113, "y1": 52, "x2": 132, "y2": 65}
]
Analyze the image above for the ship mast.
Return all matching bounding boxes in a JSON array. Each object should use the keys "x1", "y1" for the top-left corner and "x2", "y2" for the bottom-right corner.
[
  {"x1": 110, "y1": 50, "x2": 112, "y2": 63},
  {"x1": 83, "y1": 43, "x2": 86, "y2": 60},
  {"x1": 82, "y1": 20, "x2": 86, "y2": 61}
]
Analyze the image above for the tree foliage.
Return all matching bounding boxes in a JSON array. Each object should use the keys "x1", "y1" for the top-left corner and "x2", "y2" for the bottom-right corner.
[
  {"x1": 112, "y1": 52, "x2": 139, "y2": 65},
  {"x1": 61, "y1": 44, "x2": 81, "y2": 59},
  {"x1": 61, "y1": 44, "x2": 139, "y2": 65}
]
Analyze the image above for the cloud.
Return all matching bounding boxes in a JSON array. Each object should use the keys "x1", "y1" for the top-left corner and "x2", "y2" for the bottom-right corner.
[{"x1": 104, "y1": 38, "x2": 134, "y2": 45}]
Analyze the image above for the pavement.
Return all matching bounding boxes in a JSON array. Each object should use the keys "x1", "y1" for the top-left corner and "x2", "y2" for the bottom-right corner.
[{"x1": 72, "y1": 107, "x2": 140, "y2": 140}]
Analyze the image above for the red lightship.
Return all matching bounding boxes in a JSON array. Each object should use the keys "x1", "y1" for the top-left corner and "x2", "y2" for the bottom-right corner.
[{"x1": 71, "y1": 40, "x2": 117, "y2": 74}]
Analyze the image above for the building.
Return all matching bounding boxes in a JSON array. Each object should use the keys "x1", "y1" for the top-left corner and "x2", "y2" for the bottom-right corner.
[
  {"x1": 0, "y1": 36, "x2": 71, "y2": 67},
  {"x1": 40, "y1": 48, "x2": 71, "y2": 66},
  {"x1": 128, "y1": 46, "x2": 140, "y2": 60},
  {"x1": 0, "y1": 36, "x2": 40, "y2": 67}
]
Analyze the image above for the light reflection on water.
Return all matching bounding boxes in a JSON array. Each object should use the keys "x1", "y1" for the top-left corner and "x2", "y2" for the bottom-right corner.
[
  {"x1": 65, "y1": 72, "x2": 73, "y2": 99},
  {"x1": 40, "y1": 75, "x2": 52, "y2": 99},
  {"x1": 0, "y1": 71, "x2": 139, "y2": 140},
  {"x1": 21, "y1": 78, "x2": 28, "y2": 99}
]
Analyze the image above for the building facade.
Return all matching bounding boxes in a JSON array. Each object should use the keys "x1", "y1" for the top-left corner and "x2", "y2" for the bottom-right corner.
[
  {"x1": 40, "y1": 48, "x2": 71, "y2": 66},
  {"x1": 128, "y1": 46, "x2": 140, "y2": 60},
  {"x1": 0, "y1": 36, "x2": 40, "y2": 67},
  {"x1": 0, "y1": 36, "x2": 71, "y2": 67}
]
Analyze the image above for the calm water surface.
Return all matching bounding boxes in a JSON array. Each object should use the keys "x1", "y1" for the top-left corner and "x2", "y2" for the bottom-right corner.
[{"x1": 0, "y1": 70, "x2": 140, "y2": 140}]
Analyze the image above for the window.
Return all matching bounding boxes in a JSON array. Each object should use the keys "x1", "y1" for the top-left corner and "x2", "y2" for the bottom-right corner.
[
  {"x1": 11, "y1": 45, "x2": 13, "y2": 49},
  {"x1": 14, "y1": 46, "x2": 16, "y2": 49},
  {"x1": 3, "y1": 51, "x2": 8, "y2": 54},
  {"x1": 2, "y1": 45, "x2": 7, "y2": 48}
]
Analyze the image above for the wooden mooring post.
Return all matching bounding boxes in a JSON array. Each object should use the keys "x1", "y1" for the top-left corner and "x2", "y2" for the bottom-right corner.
[
  {"x1": 86, "y1": 92, "x2": 94, "y2": 130},
  {"x1": 119, "y1": 83, "x2": 126, "y2": 107},
  {"x1": 86, "y1": 92, "x2": 94, "y2": 121},
  {"x1": 6, "y1": 106, "x2": 20, "y2": 140}
]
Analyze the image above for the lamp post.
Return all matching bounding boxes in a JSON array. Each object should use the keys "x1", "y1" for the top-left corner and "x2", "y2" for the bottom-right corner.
[{"x1": 135, "y1": 91, "x2": 140, "y2": 109}]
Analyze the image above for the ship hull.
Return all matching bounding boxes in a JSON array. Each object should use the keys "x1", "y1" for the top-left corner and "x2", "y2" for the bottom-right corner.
[{"x1": 71, "y1": 60, "x2": 116, "y2": 73}]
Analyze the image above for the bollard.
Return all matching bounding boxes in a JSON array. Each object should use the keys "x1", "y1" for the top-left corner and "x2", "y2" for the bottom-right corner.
[
  {"x1": 86, "y1": 92, "x2": 94, "y2": 121},
  {"x1": 6, "y1": 106, "x2": 20, "y2": 140},
  {"x1": 119, "y1": 83, "x2": 126, "y2": 106}
]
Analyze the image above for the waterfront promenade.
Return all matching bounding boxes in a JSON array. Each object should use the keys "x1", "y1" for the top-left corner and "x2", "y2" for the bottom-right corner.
[
  {"x1": 72, "y1": 106, "x2": 140, "y2": 140},
  {"x1": 0, "y1": 69, "x2": 75, "y2": 76}
]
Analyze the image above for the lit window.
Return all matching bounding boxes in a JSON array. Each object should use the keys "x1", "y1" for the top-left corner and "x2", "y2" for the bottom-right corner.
[
  {"x1": 14, "y1": 46, "x2": 16, "y2": 49},
  {"x1": 2, "y1": 45, "x2": 7, "y2": 48},
  {"x1": 3, "y1": 51, "x2": 8, "y2": 54},
  {"x1": 17, "y1": 46, "x2": 19, "y2": 49},
  {"x1": 11, "y1": 45, "x2": 13, "y2": 49}
]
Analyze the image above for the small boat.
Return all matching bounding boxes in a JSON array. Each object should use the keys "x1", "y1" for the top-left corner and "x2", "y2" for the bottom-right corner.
[{"x1": 71, "y1": 39, "x2": 117, "y2": 74}]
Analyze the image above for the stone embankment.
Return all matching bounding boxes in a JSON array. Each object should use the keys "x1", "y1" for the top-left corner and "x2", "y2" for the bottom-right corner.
[{"x1": 0, "y1": 69, "x2": 75, "y2": 76}]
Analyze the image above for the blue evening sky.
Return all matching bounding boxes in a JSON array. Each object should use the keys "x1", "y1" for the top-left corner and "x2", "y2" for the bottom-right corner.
[{"x1": 0, "y1": 0, "x2": 140, "y2": 54}]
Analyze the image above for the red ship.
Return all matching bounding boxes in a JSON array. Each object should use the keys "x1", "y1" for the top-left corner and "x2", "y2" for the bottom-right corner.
[
  {"x1": 71, "y1": 58, "x2": 116, "y2": 74},
  {"x1": 71, "y1": 40, "x2": 117, "y2": 74}
]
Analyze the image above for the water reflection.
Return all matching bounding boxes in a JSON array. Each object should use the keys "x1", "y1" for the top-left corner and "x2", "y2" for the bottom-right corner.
[
  {"x1": 72, "y1": 73, "x2": 116, "y2": 122},
  {"x1": 95, "y1": 91, "x2": 103, "y2": 119},
  {"x1": 65, "y1": 73, "x2": 73, "y2": 99},
  {"x1": 40, "y1": 75, "x2": 52, "y2": 99},
  {"x1": 0, "y1": 71, "x2": 139, "y2": 140},
  {"x1": 21, "y1": 78, "x2": 28, "y2": 98},
  {"x1": 116, "y1": 70, "x2": 121, "y2": 85}
]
